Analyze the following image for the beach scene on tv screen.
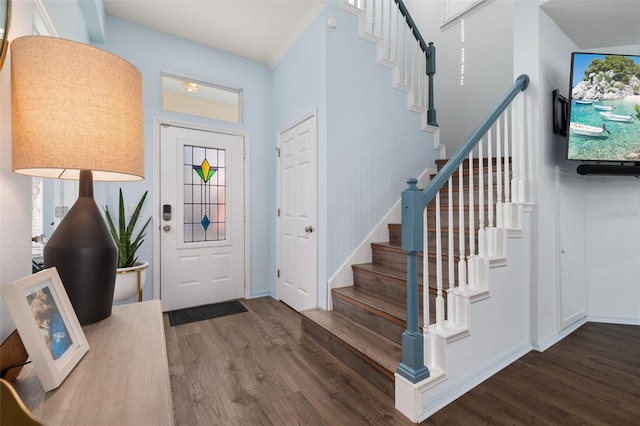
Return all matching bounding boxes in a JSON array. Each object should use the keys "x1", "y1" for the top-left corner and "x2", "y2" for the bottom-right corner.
[{"x1": 568, "y1": 53, "x2": 640, "y2": 162}]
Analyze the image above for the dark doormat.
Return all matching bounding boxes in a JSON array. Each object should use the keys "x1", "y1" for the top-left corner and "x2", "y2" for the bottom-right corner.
[{"x1": 168, "y1": 300, "x2": 248, "y2": 326}]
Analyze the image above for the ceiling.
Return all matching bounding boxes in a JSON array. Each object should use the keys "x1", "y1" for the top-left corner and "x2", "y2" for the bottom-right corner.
[
  {"x1": 541, "y1": 0, "x2": 640, "y2": 49},
  {"x1": 104, "y1": 0, "x2": 639, "y2": 69},
  {"x1": 104, "y1": 0, "x2": 324, "y2": 68}
]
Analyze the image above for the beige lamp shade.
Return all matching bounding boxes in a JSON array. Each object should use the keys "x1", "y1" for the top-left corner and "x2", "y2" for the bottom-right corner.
[{"x1": 11, "y1": 36, "x2": 144, "y2": 181}]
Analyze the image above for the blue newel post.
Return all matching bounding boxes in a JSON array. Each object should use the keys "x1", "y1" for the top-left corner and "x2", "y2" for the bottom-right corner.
[
  {"x1": 397, "y1": 178, "x2": 430, "y2": 383},
  {"x1": 426, "y1": 42, "x2": 437, "y2": 127}
]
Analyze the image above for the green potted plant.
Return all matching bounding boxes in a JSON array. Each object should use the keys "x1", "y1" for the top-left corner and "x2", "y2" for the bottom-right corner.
[{"x1": 104, "y1": 189, "x2": 152, "y2": 302}]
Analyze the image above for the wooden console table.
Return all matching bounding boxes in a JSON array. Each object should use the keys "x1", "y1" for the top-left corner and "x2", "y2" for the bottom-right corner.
[{"x1": 13, "y1": 300, "x2": 174, "y2": 425}]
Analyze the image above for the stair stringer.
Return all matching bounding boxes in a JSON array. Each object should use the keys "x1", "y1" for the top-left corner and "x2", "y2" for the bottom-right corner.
[{"x1": 396, "y1": 204, "x2": 531, "y2": 423}]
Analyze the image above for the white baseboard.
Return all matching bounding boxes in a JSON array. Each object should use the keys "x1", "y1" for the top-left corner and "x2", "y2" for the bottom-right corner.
[
  {"x1": 532, "y1": 317, "x2": 588, "y2": 352},
  {"x1": 587, "y1": 316, "x2": 640, "y2": 326}
]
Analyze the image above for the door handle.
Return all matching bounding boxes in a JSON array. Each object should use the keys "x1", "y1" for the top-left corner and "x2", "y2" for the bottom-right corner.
[
  {"x1": 163, "y1": 225, "x2": 171, "y2": 232},
  {"x1": 305, "y1": 226, "x2": 314, "y2": 233}
]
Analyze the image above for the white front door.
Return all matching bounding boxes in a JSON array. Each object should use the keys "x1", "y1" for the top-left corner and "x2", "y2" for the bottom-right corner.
[
  {"x1": 276, "y1": 114, "x2": 317, "y2": 312},
  {"x1": 160, "y1": 125, "x2": 245, "y2": 312}
]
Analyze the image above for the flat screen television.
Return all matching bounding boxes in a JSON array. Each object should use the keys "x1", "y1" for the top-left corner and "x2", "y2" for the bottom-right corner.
[{"x1": 567, "y1": 52, "x2": 640, "y2": 164}]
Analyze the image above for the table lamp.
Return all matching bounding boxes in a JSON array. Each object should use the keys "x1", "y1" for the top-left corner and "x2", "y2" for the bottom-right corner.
[{"x1": 11, "y1": 36, "x2": 144, "y2": 325}]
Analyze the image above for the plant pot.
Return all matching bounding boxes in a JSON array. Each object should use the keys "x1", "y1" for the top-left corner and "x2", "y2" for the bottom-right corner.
[{"x1": 113, "y1": 261, "x2": 149, "y2": 303}]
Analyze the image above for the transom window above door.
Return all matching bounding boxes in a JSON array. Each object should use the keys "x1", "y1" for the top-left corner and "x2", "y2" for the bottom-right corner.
[{"x1": 161, "y1": 74, "x2": 242, "y2": 123}]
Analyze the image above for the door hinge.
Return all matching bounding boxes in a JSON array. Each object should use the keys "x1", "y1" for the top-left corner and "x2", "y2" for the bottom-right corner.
[
  {"x1": 277, "y1": 269, "x2": 280, "y2": 278},
  {"x1": 277, "y1": 208, "x2": 280, "y2": 217},
  {"x1": 276, "y1": 147, "x2": 280, "y2": 157}
]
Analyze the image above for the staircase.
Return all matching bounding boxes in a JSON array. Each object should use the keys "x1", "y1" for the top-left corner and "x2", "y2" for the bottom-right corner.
[
  {"x1": 301, "y1": 69, "x2": 529, "y2": 420},
  {"x1": 302, "y1": 158, "x2": 496, "y2": 400},
  {"x1": 300, "y1": 1, "x2": 530, "y2": 422}
]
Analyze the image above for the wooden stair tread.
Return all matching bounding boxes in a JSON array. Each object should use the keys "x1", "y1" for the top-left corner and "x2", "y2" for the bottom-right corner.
[
  {"x1": 332, "y1": 286, "x2": 411, "y2": 326},
  {"x1": 426, "y1": 225, "x2": 471, "y2": 234},
  {"x1": 435, "y1": 157, "x2": 511, "y2": 169},
  {"x1": 352, "y1": 262, "x2": 423, "y2": 283},
  {"x1": 426, "y1": 182, "x2": 498, "y2": 192},
  {"x1": 371, "y1": 242, "x2": 460, "y2": 262},
  {"x1": 371, "y1": 241, "x2": 406, "y2": 252},
  {"x1": 372, "y1": 241, "x2": 461, "y2": 262},
  {"x1": 301, "y1": 308, "x2": 401, "y2": 374}
]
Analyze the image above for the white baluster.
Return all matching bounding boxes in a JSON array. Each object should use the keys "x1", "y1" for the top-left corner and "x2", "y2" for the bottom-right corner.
[
  {"x1": 435, "y1": 191, "x2": 444, "y2": 331},
  {"x1": 415, "y1": 44, "x2": 421, "y2": 106},
  {"x1": 371, "y1": 0, "x2": 377, "y2": 36},
  {"x1": 404, "y1": 22, "x2": 412, "y2": 86},
  {"x1": 510, "y1": 103, "x2": 519, "y2": 205},
  {"x1": 423, "y1": 206, "x2": 430, "y2": 331},
  {"x1": 478, "y1": 137, "x2": 486, "y2": 257},
  {"x1": 503, "y1": 109, "x2": 511, "y2": 228},
  {"x1": 386, "y1": 0, "x2": 394, "y2": 62},
  {"x1": 496, "y1": 116, "x2": 503, "y2": 228},
  {"x1": 487, "y1": 126, "x2": 495, "y2": 256},
  {"x1": 447, "y1": 176, "x2": 455, "y2": 326},
  {"x1": 467, "y1": 151, "x2": 476, "y2": 289},
  {"x1": 395, "y1": 3, "x2": 400, "y2": 65},
  {"x1": 457, "y1": 164, "x2": 466, "y2": 292}
]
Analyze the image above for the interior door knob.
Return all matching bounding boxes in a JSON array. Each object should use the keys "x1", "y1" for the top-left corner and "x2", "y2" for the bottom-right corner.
[
  {"x1": 305, "y1": 226, "x2": 314, "y2": 233},
  {"x1": 163, "y1": 225, "x2": 171, "y2": 232}
]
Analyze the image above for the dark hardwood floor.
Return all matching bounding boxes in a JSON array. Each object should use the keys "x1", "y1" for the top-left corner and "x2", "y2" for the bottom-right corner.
[
  {"x1": 428, "y1": 322, "x2": 639, "y2": 425},
  {"x1": 165, "y1": 298, "x2": 639, "y2": 425}
]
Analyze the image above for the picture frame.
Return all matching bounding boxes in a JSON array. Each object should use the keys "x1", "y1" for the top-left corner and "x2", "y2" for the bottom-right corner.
[{"x1": 1, "y1": 267, "x2": 89, "y2": 391}]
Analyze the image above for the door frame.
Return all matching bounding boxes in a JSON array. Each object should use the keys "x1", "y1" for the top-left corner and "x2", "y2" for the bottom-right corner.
[
  {"x1": 275, "y1": 110, "x2": 318, "y2": 309},
  {"x1": 152, "y1": 118, "x2": 251, "y2": 302}
]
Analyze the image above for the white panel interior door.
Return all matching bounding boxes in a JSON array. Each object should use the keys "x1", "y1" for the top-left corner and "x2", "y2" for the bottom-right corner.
[
  {"x1": 558, "y1": 169, "x2": 587, "y2": 330},
  {"x1": 277, "y1": 115, "x2": 317, "y2": 312},
  {"x1": 160, "y1": 125, "x2": 244, "y2": 312}
]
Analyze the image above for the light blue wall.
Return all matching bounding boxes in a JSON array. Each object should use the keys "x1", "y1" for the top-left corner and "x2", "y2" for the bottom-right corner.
[
  {"x1": 41, "y1": 0, "x2": 89, "y2": 42},
  {"x1": 38, "y1": 1, "x2": 437, "y2": 307},
  {"x1": 272, "y1": 2, "x2": 436, "y2": 308},
  {"x1": 100, "y1": 16, "x2": 274, "y2": 299},
  {"x1": 325, "y1": 1, "x2": 435, "y2": 274},
  {"x1": 272, "y1": 10, "x2": 329, "y2": 305}
]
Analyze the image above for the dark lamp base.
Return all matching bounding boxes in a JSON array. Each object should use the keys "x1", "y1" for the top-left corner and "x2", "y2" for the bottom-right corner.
[{"x1": 44, "y1": 171, "x2": 117, "y2": 325}]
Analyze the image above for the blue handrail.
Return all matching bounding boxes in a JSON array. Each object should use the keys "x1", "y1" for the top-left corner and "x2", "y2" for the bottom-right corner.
[
  {"x1": 397, "y1": 74, "x2": 529, "y2": 384},
  {"x1": 421, "y1": 74, "x2": 529, "y2": 207},
  {"x1": 394, "y1": 0, "x2": 430, "y2": 56}
]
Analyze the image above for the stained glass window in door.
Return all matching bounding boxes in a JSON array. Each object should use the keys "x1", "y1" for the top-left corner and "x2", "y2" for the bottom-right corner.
[{"x1": 184, "y1": 145, "x2": 226, "y2": 243}]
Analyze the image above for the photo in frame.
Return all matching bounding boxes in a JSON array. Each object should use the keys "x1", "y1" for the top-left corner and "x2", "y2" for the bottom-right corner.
[{"x1": 1, "y1": 267, "x2": 89, "y2": 391}]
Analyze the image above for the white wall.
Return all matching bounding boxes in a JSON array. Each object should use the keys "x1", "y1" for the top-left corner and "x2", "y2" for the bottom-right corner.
[
  {"x1": 521, "y1": 1, "x2": 571, "y2": 348},
  {"x1": 405, "y1": 0, "x2": 514, "y2": 155},
  {"x1": 420, "y1": 216, "x2": 533, "y2": 417},
  {"x1": 0, "y1": 0, "x2": 35, "y2": 342},
  {"x1": 585, "y1": 177, "x2": 640, "y2": 322},
  {"x1": 520, "y1": 1, "x2": 640, "y2": 349}
]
